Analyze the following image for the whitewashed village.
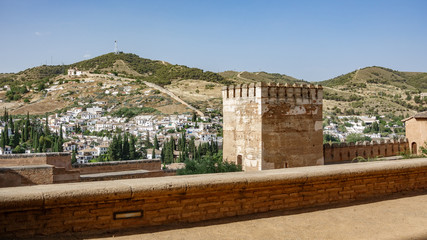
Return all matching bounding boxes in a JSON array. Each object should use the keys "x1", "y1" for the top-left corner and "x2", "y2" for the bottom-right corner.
[{"x1": 0, "y1": 104, "x2": 222, "y2": 164}]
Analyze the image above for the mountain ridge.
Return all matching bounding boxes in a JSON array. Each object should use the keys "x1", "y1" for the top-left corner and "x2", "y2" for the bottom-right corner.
[{"x1": 0, "y1": 53, "x2": 426, "y2": 116}]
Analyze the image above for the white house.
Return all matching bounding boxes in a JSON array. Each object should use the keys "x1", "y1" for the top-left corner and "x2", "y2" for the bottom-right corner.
[
  {"x1": 147, "y1": 149, "x2": 162, "y2": 159},
  {"x1": 68, "y1": 68, "x2": 82, "y2": 77},
  {"x1": 0, "y1": 146, "x2": 12, "y2": 155},
  {"x1": 95, "y1": 143, "x2": 109, "y2": 156}
]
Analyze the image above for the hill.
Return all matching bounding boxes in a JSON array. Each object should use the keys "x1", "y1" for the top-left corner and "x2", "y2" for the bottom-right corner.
[
  {"x1": 317, "y1": 66, "x2": 427, "y2": 117},
  {"x1": 70, "y1": 53, "x2": 230, "y2": 86},
  {"x1": 319, "y1": 66, "x2": 427, "y2": 92},
  {"x1": 219, "y1": 71, "x2": 306, "y2": 85},
  {"x1": 1, "y1": 54, "x2": 426, "y2": 117}
]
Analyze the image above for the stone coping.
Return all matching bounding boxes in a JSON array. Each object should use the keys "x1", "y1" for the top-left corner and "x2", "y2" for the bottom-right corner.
[
  {"x1": 72, "y1": 159, "x2": 160, "y2": 167},
  {"x1": 0, "y1": 164, "x2": 53, "y2": 172},
  {"x1": 1, "y1": 158, "x2": 426, "y2": 211},
  {"x1": 0, "y1": 152, "x2": 70, "y2": 159},
  {"x1": 80, "y1": 169, "x2": 152, "y2": 178}
]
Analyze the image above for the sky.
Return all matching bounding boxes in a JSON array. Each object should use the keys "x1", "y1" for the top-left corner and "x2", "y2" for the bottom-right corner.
[{"x1": 0, "y1": 0, "x2": 426, "y2": 82}]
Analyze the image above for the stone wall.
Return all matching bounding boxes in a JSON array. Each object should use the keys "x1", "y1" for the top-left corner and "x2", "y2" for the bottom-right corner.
[
  {"x1": 323, "y1": 139, "x2": 409, "y2": 164},
  {"x1": 0, "y1": 153, "x2": 72, "y2": 170},
  {"x1": 223, "y1": 83, "x2": 323, "y2": 171},
  {"x1": 73, "y1": 159, "x2": 162, "y2": 174},
  {"x1": 80, "y1": 169, "x2": 177, "y2": 182},
  {"x1": 1, "y1": 158, "x2": 426, "y2": 238},
  {"x1": 0, "y1": 165, "x2": 54, "y2": 187},
  {"x1": 405, "y1": 117, "x2": 427, "y2": 155}
]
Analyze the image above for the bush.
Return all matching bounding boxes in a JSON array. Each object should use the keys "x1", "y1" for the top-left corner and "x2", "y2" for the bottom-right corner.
[
  {"x1": 111, "y1": 107, "x2": 159, "y2": 118},
  {"x1": 177, "y1": 151, "x2": 242, "y2": 175}
]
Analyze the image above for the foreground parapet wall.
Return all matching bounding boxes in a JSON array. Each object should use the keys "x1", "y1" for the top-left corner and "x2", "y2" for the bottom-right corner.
[
  {"x1": 222, "y1": 83, "x2": 324, "y2": 171},
  {"x1": 324, "y1": 139, "x2": 409, "y2": 164},
  {"x1": 0, "y1": 158, "x2": 426, "y2": 238}
]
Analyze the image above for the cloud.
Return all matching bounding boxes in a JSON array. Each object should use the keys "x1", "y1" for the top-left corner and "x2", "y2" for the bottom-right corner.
[
  {"x1": 35, "y1": 32, "x2": 42, "y2": 36},
  {"x1": 83, "y1": 54, "x2": 91, "y2": 58}
]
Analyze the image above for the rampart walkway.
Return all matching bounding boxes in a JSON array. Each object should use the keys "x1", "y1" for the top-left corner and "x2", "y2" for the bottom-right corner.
[{"x1": 38, "y1": 193, "x2": 427, "y2": 240}]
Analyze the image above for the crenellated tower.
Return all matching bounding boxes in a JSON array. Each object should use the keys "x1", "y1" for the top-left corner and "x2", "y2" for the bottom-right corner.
[{"x1": 222, "y1": 82, "x2": 324, "y2": 171}]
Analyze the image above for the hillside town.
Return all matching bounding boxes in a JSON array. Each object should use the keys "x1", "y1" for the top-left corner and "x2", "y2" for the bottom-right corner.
[{"x1": 0, "y1": 104, "x2": 223, "y2": 164}]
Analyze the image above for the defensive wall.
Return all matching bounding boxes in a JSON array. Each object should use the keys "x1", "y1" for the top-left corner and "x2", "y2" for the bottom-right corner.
[
  {"x1": 73, "y1": 159, "x2": 162, "y2": 174},
  {"x1": 324, "y1": 139, "x2": 409, "y2": 164},
  {"x1": 223, "y1": 82, "x2": 323, "y2": 171},
  {"x1": 1, "y1": 158, "x2": 426, "y2": 238},
  {"x1": 0, "y1": 153, "x2": 80, "y2": 187},
  {"x1": 0, "y1": 152, "x2": 72, "y2": 169},
  {"x1": 0, "y1": 153, "x2": 172, "y2": 187}
]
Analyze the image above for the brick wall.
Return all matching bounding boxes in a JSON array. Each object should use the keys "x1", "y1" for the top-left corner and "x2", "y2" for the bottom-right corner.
[
  {"x1": 323, "y1": 139, "x2": 409, "y2": 164},
  {"x1": 73, "y1": 159, "x2": 162, "y2": 174},
  {"x1": 0, "y1": 158, "x2": 426, "y2": 238},
  {"x1": 0, "y1": 153, "x2": 71, "y2": 169},
  {"x1": 0, "y1": 165, "x2": 54, "y2": 187}
]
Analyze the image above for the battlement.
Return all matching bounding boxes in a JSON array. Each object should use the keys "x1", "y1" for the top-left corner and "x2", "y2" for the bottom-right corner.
[
  {"x1": 222, "y1": 82, "x2": 323, "y2": 103},
  {"x1": 323, "y1": 138, "x2": 408, "y2": 149},
  {"x1": 323, "y1": 138, "x2": 409, "y2": 164}
]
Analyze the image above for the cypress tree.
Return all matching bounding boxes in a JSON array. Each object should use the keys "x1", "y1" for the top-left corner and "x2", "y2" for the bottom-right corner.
[
  {"x1": 71, "y1": 149, "x2": 77, "y2": 164},
  {"x1": 129, "y1": 136, "x2": 136, "y2": 160},
  {"x1": 171, "y1": 136, "x2": 175, "y2": 151},
  {"x1": 160, "y1": 145, "x2": 165, "y2": 163},
  {"x1": 12, "y1": 131, "x2": 20, "y2": 148},
  {"x1": 3, "y1": 108, "x2": 8, "y2": 122},
  {"x1": 144, "y1": 131, "x2": 151, "y2": 148},
  {"x1": 0, "y1": 131, "x2": 5, "y2": 149},
  {"x1": 151, "y1": 148, "x2": 156, "y2": 159},
  {"x1": 54, "y1": 137, "x2": 59, "y2": 152},
  {"x1": 192, "y1": 112, "x2": 196, "y2": 122},
  {"x1": 58, "y1": 125, "x2": 63, "y2": 152},
  {"x1": 33, "y1": 132, "x2": 39, "y2": 151},
  {"x1": 4, "y1": 124, "x2": 9, "y2": 146},
  {"x1": 23, "y1": 112, "x2": 30, "y2": 142},
  {"x1": 117, "y1": 134, "x2": 123, "y2": 160},
  {"x1": 108, "y1": 135, "x2": 120, "y2": 161},
  {"x1": 154, "y1": 134, "x2": 159, "y2": 150},
  {"x1": 44, "y1": 113, "x2": 50, "y2": 136},
  {"x1": 41, "y1": 136, "x2": 47, "y2": 152},
  {"x1": 9, "y1": 115, "x2": 14, "y2": 134},
  {"x1": 122, "y1": 134, "x2": 129, "y2": 160}
]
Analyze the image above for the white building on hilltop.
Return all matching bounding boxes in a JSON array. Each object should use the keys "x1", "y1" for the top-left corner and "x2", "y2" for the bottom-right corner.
[{"x1": 68, "y1": 68, "x2": 82, "y2": 77}]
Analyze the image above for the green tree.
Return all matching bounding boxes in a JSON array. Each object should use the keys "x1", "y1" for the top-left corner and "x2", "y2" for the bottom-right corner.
[
  {"x1": 11, "y1": 131, "x2": 20, "y2": 148},
  {"x1": 177, "y1": 151, "x2": 242, "y2": 175},
  {"x1": 129, "y1": 135, "x2": 136, "y2": 160},
  {"x1": 0, "y1": 130, "x2": 6, "y2": 149},
  {"x1": 71, "y1": 149, "x2": 77, "y2": 164},
  {"x1": 144, "y1": 131, "x2": 151, "y2": 148},
  {"x1": 44, "y1": 113, "x2": 50, "y2": 136},
  {"x1": 4, "y1": 124, "x2": 9, "y2": 146},
  {"x1": 346, "y1": 133, "x2": 371, "y2": 143},
  {"x1": 192, "y1": 112, "x2": 197, "y2": 122},
  {"x1": 58, "y1": 124, "x2": 63, "y2": 152},
  {"x1": 323, "y1": 134, "x2": 340, "y2": 143},
  {"x1": 153, "y1": 134, "x2": 159, "y2": 150},
  {"x1": 122, "y1": 134, "x2": 130, "y2": 160},
  {"x1": 151, "y1": 148, "x2": 156, "y2": 159}
]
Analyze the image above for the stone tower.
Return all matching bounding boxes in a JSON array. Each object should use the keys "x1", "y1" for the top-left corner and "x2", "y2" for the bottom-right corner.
[{"x1": 222, "y1": 82, "x2": 324, "y2": 171}]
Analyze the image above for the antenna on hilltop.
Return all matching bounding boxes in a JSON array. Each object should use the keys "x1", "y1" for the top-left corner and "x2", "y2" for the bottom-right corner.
[{"x1": 114, "y1": 40, "x2": 119, "y2": 54}]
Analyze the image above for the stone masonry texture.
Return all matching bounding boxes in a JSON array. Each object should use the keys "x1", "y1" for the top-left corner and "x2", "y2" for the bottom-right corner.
[{"x1": 222, "y1": 83, "x2": 323, "y2": 171}]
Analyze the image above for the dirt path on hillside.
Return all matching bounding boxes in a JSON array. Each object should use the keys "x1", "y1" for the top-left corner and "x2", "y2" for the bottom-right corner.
[
  {"x1": 236, "y1": 71, "x2": 254, "y2": 82},
  {"x1": 323, "y1": 86, "x2": 364, "y2": 96},
  {"x1": 143, "y1": 81, "x2": 204, "y2": 117},
  {"x1": 87, "y1": 73, "x2": 204, "y2": 117}
]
